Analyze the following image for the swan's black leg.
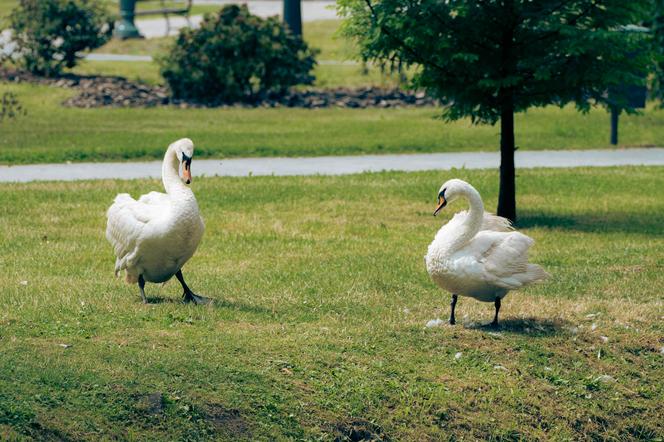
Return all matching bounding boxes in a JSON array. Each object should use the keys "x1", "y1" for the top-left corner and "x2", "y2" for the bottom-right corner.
[
  {"x1": 491, "y1": 297, "x2": 501, "y2": 327},
  {"x1": 176, "y1": 270, "x2": 212, "y2": 305},
  {"x1": 449, "y1": 294, "x2": 458, "y2": 325},
  {"x1": 138, "y1": 275, "x2": 147, "y2": 304}
]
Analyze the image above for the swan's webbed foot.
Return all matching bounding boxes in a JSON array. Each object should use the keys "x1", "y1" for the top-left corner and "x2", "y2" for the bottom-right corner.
[
  {"x1": 176, "y1": 270, "x2": 212, "y2": 305},
  {"x1": 182, "y1": 291, "x2": 212, "y2": 305},
  {"x1": 449, "y1": 294, "x2": 458, "y2": 325}
]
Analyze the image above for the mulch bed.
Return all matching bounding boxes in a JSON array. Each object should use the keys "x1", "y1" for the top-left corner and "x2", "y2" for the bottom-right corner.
[{"x1": 1, "y1": 68, "x2": 438, "y2": 109}]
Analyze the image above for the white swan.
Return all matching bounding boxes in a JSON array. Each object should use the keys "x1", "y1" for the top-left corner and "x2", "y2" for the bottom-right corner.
[
  {"x1": 106, "y1": 138, "x2": 209, "y2": 304},
  {"x1": 425, "y1": 179, "x2": 548, "y2": 326}
]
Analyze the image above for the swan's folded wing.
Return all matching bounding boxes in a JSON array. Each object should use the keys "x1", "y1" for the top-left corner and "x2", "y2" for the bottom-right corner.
[
  {"x1": 106, "y1": 193, "x2": 158, "y2": 274},
  {"x1": 479, "y1": 232, "x2": 547, "y2": 289},
  {"x1": 481, "y1": 212, "x2": 513, "y2": 232},
  {"x1": 137, "y1": 191, "x2": 169, "y2": 207}
]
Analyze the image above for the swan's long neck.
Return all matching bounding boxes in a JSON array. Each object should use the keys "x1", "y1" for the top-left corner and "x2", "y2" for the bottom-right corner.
[
  {"x1": 456, "y1": 184, "x2": 484, "y2": 245},
  {"x1": 435, "y1": 183, "x2": 484, "y2": 254},
  {"x1": 162, "y1": 147, "x2": 193, "y2": 199}
]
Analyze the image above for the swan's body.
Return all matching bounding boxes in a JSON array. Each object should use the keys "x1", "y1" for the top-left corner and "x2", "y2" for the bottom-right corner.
[
  {"x1": 106, "y1": 138, "x2": 209, "y2": 304},
  {"x1": 425, "y1": 179, "x2": 548, "y2": 325}
]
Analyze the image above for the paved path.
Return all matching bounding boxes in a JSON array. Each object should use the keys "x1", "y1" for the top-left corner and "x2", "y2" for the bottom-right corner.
[
  {"x1": 2, "y1": 149, "x2": 663, "y2": 183},
  {"x1": 137, "y1": 1, "x2": 337, "y2": 38}
]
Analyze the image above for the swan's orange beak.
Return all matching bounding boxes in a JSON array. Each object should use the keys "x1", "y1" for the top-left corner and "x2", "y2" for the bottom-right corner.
[
  {"x1": 182, "y1": 160, "x2": 192, "y2": 184},
  {"x1": 433, "y1": 196, "x2": 447, "y2": 216}
]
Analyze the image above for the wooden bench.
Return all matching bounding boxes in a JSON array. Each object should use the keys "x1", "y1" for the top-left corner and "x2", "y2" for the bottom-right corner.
[{"x1": 134, "y1": 0, "x2": 193, "y2": 36}]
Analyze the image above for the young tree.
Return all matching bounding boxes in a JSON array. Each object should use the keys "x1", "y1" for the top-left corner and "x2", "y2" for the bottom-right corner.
[{"x1": 339, "y1": 0, "x2": 653, "y2": 222}]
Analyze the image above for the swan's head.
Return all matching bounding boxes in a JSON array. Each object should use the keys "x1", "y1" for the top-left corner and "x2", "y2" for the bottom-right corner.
[
  {"x1": 170, "y1": 138, "x2": 195, "y2": 184},
  {"x1": 433, "y1": 179, "x2": 471, "y2": 216}
]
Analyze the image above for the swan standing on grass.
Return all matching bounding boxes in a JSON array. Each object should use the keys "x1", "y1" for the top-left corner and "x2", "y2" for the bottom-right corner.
[
  {"x1": 425, "y1": 179, "x2": 548, "y2": 326},
  {"x1": 106, "y1": 138, "x2": 210, "y2": 305}
]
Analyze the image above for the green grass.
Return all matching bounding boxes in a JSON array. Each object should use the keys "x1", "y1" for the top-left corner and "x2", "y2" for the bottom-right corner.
[
  {"x1": 69, "y1": 58, "x2": 401, "y2": 89},
  {"x1": 93, "y1": 20, "x2": 356, "y2": 61},
  {"x1": 1, "y1": 82, "x2": 663, "y2": 165},
  {"x1": 0, "y1": 167, "x2": 662, "y2": 440}
]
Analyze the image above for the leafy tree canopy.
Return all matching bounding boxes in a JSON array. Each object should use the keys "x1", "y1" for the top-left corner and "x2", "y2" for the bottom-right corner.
[{"x1": 339, "y1": 0, "x2": 655, "y2": 124}]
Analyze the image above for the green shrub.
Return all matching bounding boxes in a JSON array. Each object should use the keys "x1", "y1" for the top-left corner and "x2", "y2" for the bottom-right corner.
[
  {"x1": 160, "y1": 5, "x2": 317, "y2": 104},
  {"x1": 8, "y1": 0, "x2": 112, "y2": 77}
]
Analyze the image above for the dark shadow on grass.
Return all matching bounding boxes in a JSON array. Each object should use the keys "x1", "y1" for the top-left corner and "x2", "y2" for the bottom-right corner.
[
  {"x1": 517, "y1": 210, "x2": 663, "y2": 236},
  {"x1": 144, "y1": 296, "x2": 271, "y2": 315},
  {"x1": 465, "y1": 317, "x2": 569, "y2": 337}
]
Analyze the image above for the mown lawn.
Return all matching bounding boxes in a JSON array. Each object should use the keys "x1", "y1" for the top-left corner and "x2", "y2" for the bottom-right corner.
[
  {"x1": 1, "y1": 82, "x2": 663, "y2": 165},
  {"x1": 0, "y1": 167, "x2": 662, "y2": 440}
]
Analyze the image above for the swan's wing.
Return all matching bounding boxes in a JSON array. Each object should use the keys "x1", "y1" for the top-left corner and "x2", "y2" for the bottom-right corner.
[
  {"x1": 481, "y1": 212, "x2": 513, "y2": 232},
  {"x1": 474, "y1": 231, "x2": 549, "y2": 289},
  {"x1": 105, "y1": 193, "x2": 166, "y2": 275},
  {"x1": 137, "y1": 191, "x2": 169, "y2": 207}
]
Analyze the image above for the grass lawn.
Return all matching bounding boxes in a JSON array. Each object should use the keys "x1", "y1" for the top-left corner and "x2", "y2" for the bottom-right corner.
[
  {"x1": 0, "y1": 167, "x2": 662, "y2": 440},
  {"x1": 1, "y1": 82, "x2": 663, "y2": 165}
]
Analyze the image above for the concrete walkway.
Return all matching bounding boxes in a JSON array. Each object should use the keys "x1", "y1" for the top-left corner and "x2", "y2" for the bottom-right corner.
[{"x1": 2, "y1": 149, "x2": 663, "y2": 183}]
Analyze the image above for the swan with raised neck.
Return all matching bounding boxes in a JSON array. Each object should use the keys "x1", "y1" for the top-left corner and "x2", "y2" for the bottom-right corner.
[
  {"x1": 426, "y1": 178, "x2": 548, "y2": 326},
  {"x1": 106, "y1": 138, "x2": 210, "y2": 305}
]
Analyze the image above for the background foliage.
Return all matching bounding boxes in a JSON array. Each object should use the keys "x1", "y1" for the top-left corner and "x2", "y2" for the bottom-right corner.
[
  {"x1": 160, "y1": 5, "x2": 317, "y2": 104},
  {"x1": 339, "y1": 0, "x2": 655, "y2": 123},
  {"x1": 6, "y1": 0, "x2": 112, "y2": 76}
]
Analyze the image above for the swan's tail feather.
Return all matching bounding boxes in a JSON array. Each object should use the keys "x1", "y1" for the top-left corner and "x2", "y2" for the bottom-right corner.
[{"x1": 524, "y1": 264, "x2": 549, "y2": 283}]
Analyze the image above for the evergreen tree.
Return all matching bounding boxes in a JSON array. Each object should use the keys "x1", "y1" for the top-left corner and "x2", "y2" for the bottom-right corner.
[{"x1": 340, "y1": 0, "x2": 654, "y2": 221}]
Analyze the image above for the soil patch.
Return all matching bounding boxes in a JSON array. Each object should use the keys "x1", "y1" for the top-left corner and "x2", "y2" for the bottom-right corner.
[
  {"x1": 332, "y1": 419, "x2": 389, "y2": 442},
  {"x1": 204, "y1": 404, "x2": 251, "y2": 438}
]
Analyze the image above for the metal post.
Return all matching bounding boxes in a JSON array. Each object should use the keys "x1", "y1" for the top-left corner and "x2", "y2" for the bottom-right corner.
[
  {"x1": 610, "y1": 106, "x2": 619, "y2": 145},
  {"x1": 114, "y1": 0, "x2": 143, "y2": 39},
  {"x1": 283, "y1": 0, "x2": 302, "y2": 36}
]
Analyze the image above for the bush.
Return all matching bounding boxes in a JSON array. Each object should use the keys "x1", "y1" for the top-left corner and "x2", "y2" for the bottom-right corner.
[
  {"x1": 8, "y1": 0, "x2": 112, "y2": 77},
  {"x1": 160, "y1": 5, "x2": 317, "y2": 103}
]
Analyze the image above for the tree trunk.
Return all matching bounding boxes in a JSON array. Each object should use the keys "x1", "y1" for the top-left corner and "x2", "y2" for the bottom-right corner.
[
  {"x1": 610, "y1": 105, "x2": 619, "y2": 145},
  {"x1": 497, "y1": 97, "x2": 517, "y2": 223},
  {"x1": 283, "y1": 0, "x2": 302, "y2": 36},
  {"x1": 497, "y1": 1, "x2": 516, "y2": 223}
]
